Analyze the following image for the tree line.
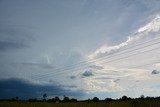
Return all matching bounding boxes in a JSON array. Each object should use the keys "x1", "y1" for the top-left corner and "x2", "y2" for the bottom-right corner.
[{"x1": 1, "y1": 94, "x2": 160, "y2": 103}]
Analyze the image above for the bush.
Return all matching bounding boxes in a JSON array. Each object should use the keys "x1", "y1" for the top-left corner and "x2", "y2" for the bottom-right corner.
[{"x1": 92, "y1": 97, "x2": 99, "y2": 102}]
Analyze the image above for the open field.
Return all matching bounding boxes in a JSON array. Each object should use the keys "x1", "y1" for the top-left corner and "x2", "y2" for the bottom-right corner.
[{"x1": 1, "y1": 100, "x2": 160, "y2": 107}]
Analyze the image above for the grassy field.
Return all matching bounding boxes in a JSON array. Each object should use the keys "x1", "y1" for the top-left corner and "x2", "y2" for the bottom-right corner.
[{"x1": 0, "y1": 100, "x2": 160, "y2": 107}]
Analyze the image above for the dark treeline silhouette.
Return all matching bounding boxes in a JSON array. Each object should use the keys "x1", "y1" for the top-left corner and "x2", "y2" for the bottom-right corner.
[{"x1": 1, "y1": 94, "x2": 160, "y2": 103}]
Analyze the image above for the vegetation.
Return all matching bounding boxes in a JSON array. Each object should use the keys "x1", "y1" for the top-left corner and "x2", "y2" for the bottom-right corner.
[
  {"x1": 1, "y1": 99, "x2": 160, "y2": 107},
  {"x1": 1, "y1": 95, "x2": 160, "y2": 107}
]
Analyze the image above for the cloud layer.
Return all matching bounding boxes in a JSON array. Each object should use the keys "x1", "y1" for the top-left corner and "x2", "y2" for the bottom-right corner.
[
  {"x1": 1, "y1": 0, "x2": 160, "y2": 99},
  {"x1": 89, "y1": 15, "x2": 160, "y2": 59},
  {"x1": 81, "y1": 14, "x2": 160, "y2": 97},
  {"x1": 0, "y1": 26, "x2": 34, "y2": 51},
  {"x1": 0, "y1": 78, "x2": 84, "y2": 99}
]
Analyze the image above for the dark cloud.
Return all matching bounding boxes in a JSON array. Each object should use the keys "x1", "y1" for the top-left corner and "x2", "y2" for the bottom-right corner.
[
  {"x1": 82, "y1": 70, "x2": 93, "y2": 77},
  {"x1": 70, "y1": 76, "x2": 76, "y2": 79},
  {"x1": 0, "y1": 41, "x2": 28, "y2": 51},
  {"x1": 89, "y1": 65, "x2": 104, "y2": 70},
  {"x1": 151, "y1": 70, "x2": 160, "y2": 75},
  {"x1": 0, "y1": 78, "x2": 84, "y2": 99}
]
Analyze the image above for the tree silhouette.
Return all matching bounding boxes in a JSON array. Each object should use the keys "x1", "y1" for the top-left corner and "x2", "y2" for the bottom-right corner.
[
  {"x1": 121, "y1": 96, "x2": 129, "y2": 101},
  {"x1": 43, "y1": 93, "x2": 47, "y2": 101},
  {"x1": 105, "y1": 98, "x2": 113, "y2": 102},
  {"x1": 70, "y1": 98, "x2": 77, "y2": 102},
  {"x1": 28, "y1": 98, "x2": 37, "y2": 102},
  {"x1": 140, "y1": 95, "x2": 145, "y2": 99},
  {"x1": 15, "y1": 97, "x2": 19, "y2": 101},
  {"x1": 55, "y1": 96, "x2": 60, "y2": 102},
  {"x1": 92, "y1": 97, "x2": 99, "y2": 102},
  {"x1": 63, "y1": 95, "x2": 70, "y2": 102}
]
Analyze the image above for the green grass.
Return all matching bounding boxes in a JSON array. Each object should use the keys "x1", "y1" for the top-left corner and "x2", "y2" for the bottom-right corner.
[{"x1": 0, "y1": 100, "x2": 160, "y2": 107}]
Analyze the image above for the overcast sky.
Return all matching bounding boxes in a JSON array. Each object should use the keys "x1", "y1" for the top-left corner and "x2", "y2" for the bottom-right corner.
[{"x1": 0, "y1": 0, "x2": 160, "y2": 100}]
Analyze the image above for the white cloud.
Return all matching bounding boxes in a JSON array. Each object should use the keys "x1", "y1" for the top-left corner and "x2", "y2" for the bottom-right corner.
[
  {"x1": 89, "y1": 14, "x2": 160, "y2": 59},
  {"x1": 154, "y1": 63, "x2": 160, "y2": 67},
  {"x1": 137, "y1": 15, "x2": 160, "y2": 33},
  {"x1": 88, "y1": 36, "x2": 133, "y2": 59},
  {"x1": 82, "y1": 14, "x2": 160, "y2": 94}
]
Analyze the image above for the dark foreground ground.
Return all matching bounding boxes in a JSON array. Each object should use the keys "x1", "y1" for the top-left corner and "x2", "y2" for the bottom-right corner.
[{"x1": 0, "y1": 100, "x2": 160, "y2": 107}]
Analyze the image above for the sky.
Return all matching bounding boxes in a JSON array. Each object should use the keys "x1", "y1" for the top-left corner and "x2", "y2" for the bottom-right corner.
[{"x1": 0, "y1": 0, "x2": 160, "y2": 100}]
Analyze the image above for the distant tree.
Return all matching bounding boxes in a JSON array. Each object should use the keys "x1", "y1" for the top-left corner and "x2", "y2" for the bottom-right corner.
[
  {"x1": 43, "y1": 93, "x2": 47, "y2": 101},
  {"x1": 28, "y1": 98, "x2": 37, "y2": 102},
  {"x1": 47, "y1": 98, "x2": 55, "y2": 102},
  {"x1": 140, "y1": 95, "x2": 145, "y2": 99},
  {"x1": 121, "y1": 96, "x2": 128, "y2": 101},
  {"x1": 11, "y1": 98, "x2": 16, "y2": 101},
  {"x1": 156, "y1": 96, "x2": 160, "y2": 100},
  {"x1": 145, "y1": 96, "x2": 151, "y2": 100},
  {"x1": 15, "y1": 97, "x2": 19, "y2": 101},
  {"x1": 63, "y1": 95, "x2": 70, "y2": 102},
  {"x1": 70, "y1": 98, "x2": 77, "y2": 102},
  {"x1": 87, "y1": 98, "x2": 91, "y2": 103},
  {"x1": 104, "y1": 98, "x2": 113, "y2": 102},
  {"x1": 55, "y1": 96, "x2": 60, "y2": 102},
  {"x1": 92, "y1": 97, "x2": 99, "y2": 102}
]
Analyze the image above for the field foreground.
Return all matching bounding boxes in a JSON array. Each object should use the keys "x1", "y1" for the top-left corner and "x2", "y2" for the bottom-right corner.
[{"x1": 0, "y1": 100, "x2": 160, "y2": 107}]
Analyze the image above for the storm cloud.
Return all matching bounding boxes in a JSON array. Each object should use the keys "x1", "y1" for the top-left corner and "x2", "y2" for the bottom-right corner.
[
  {"x1": 1, "y1": 0, "x2": 160, "y2": 99},
  {"x1": 0, "y1": 78, "x2": 84, "y2": 99}
]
